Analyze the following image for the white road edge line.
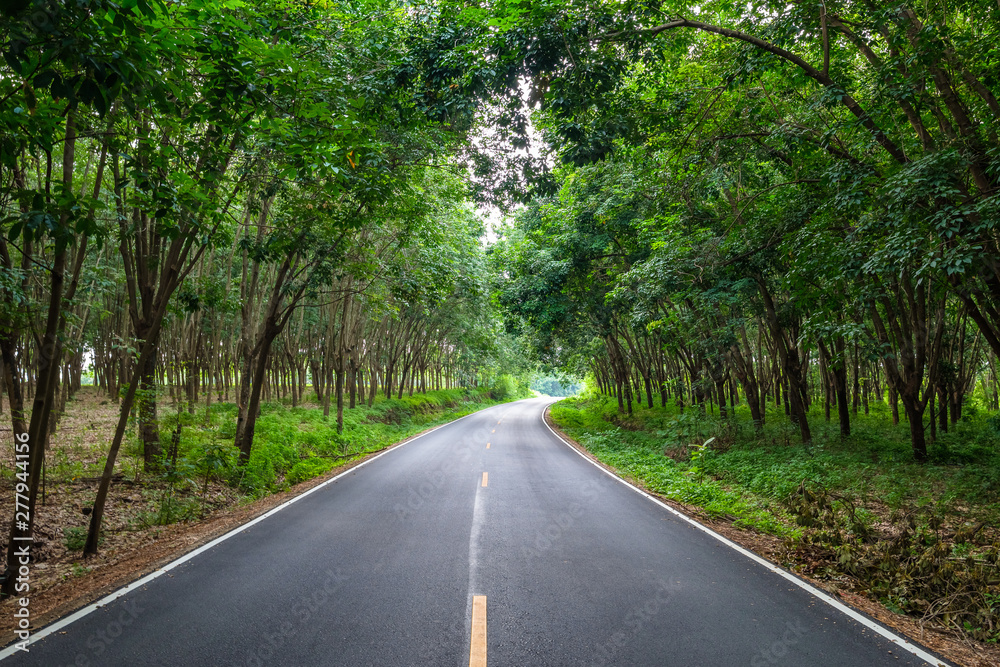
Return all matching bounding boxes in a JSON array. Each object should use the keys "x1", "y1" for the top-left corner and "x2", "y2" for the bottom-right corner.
[
  {"x1": 541, "y1": 406, "x2": 952, "y2": 667},
  {"x1": 0, "y1": 406, "x2": 496, "y2": 660}
]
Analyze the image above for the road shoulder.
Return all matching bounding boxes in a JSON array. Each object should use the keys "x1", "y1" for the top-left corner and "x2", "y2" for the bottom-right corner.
[
  {"x1": 542, "y1": 406, "x2": 991, "y2": 667},
  {"x1": 0, "y1": 409, "x2": 491, "y2": 645}
]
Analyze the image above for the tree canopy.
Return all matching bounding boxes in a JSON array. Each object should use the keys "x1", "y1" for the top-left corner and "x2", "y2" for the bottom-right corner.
[{"x1": 2, "y1": 0, "x2": 999, "y2": 591}]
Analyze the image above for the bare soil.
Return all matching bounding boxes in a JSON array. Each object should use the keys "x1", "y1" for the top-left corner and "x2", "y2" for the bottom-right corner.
[
  {"x1": 1, "y1": 391, "x2": 996, "y2": 666},
  {"x1": 0, "y1": 388, "x2": 424, "y2": 643}
]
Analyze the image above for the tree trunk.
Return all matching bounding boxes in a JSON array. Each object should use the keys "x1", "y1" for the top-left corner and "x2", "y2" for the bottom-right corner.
[
  {"x1": 904, "y1": 399, "x2": 928, "y2": 462},
  {"x1": 237, "y1": 325, "x2": 279, "y2": 462},
  {"x1": 348, "y1": 365, "x2": 357, "y2": 409},
  {"x1": 335, "y1": 367, "x2": 346, "y2": 435},
  {"x1": 137, "y1": 338, "x2": 161, "y2": 470},
  {"x1": 820, "y1": 338, "x2": 851, "y2": 438},
  {"x1": 3, "y1": 119, "x2": 77, "y2": 591},
  {"x1": 234, "y1": 345, "x2": 254, "y2": 451},
  {"x1": 757, "y1": 278, "x2": 811, "y2": 443},
  {"x1": 938, "y1": 384, "x2": 949, "y2": 433}
]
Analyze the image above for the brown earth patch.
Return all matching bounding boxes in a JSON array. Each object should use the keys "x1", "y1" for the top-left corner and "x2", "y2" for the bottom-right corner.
[{"x1": 0, "y1": 388, "x2": 448, "y2": 645}]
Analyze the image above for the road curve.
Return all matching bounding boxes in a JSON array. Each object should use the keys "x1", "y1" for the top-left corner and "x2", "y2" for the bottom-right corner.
[{"x1": 1, "y1": 397, "x2": 949, "y2": 666}]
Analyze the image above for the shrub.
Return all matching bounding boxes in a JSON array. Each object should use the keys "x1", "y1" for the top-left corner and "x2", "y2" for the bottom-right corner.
[
  {"x1": 63, "y1": 526, "x2": 87, "y2": 551},
  {"x1": 235, "y1": 440, "x2": 300, "y2": 495},
  {"x1": 137, "y1": 492, "x2": 200, "y2": 527},
  {"x1": 286, "y1": 457, "x2": 335, "y2": 485},
  {"x1": 489, "y1": 374, "x2": 518, "y2": 400},
  {"x1": 193, "y1": 441, "x2": 239, "y2": 493}
]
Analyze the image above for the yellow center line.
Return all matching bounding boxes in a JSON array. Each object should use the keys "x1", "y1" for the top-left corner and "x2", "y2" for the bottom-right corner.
[
  {"x1": 497, "y1": 420, "x2": 501, "y2": 425},
  {"x1": 481, "y1": 472, "x2": 488, "y2": 487},
  {"x1": 470, "y1": 595, "x2": 487, "y2": 667},
  {"x1": 491, "y1": 429, "x2": 495, "y2": 433},
  {"x1": 486, "y1": 442, "x2": 490, "y2": 449}
]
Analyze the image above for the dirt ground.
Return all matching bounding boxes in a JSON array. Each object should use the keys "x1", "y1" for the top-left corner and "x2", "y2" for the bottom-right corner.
[
  {"x1": 0, "y1": 390, "x2": 996, "y2": 666},
  {"x1": 0, "y1": 388, "x2": 412, "y2": 642}
]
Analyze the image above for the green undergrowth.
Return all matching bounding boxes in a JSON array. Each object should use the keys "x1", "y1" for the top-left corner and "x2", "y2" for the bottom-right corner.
[
  {"x1": 153, "y1": 385, "x2": 528, "y2": 505},
  {"x1": 551, "y1": 393, "x2": 1000, "y2": 520},
  {"x1": 549, "y1": 393, "x2": 1000, "y2": 643},
  {"x1": 549, "y1": 397, "x2": 797, "y2": 536}
]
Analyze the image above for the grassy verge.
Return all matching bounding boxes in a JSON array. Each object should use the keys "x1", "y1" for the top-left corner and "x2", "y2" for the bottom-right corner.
[
  {"x1": 54, "y1": 386, "x2": 532, "y2": 532},
  {"x1": 151, "y1": 386, "x2": 529, "y2": 507},
  {"x1": 14, "y1": 385, "x2": 531, "y2": 551},
  {"x1": 0, "y1": 385, "x2": 530, "y2": 630},
  {"x1": 550, "y1": 397, "x2": 797, "y2": 536},
  {"x1": 549, "y1": 393, "x2": 1000, "y2": 646}
]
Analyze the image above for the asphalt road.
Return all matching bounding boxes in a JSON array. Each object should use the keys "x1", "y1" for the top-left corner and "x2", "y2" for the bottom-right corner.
[{"x1": 2, "y1": 397, "x2": 949, "y2": 666}]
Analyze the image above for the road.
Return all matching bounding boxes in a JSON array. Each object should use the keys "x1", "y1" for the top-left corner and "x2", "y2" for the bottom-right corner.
[{"x1": 1, "y1": 397, "x2": 948, "y2": 666}]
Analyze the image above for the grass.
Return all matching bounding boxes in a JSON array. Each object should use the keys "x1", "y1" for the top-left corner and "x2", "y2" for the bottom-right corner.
[
  {"x1": 549, "y1": 392, "x2": 1000, "y2": 644},
  {"x1": 4, "y1": 382, "x2": 529, "y2": 556},
  {"x1": 550, "y1": 397, "x2": 798, "y2": 536},
  {"x1": 156, "y1": 385, "x2": 529, "y2": 502},
  {"x1": 551, "y1": 393, "x2": 1000, "y2": 527}
]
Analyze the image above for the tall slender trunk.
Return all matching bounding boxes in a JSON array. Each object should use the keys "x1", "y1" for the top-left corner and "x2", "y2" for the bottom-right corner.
[
  {"x1": 236, "y1": 254, "x2": 306, "y2": 461},
  {"x1": 820, "y1": 338, "x2": 851, "y2": 437},
  {"x1": 234, "y1": 346, "x2": 254, "y2": 448},
  {"x1": 757, "y1": 278, "x2": 811, "y2": 443},
  {"x1": 904, "y1": 401, "x2": 928, "y2": 462},
  {"x1": 4, "y1": 117, "x2": 78, "y2": 592},
  {"x1": 348, "y1": 365, "x2": 357, "y2": 409},
  {"x1": 237, "y1": 325, "x2": 279, "y2": 462},
  {"x1": 335, "y1": 367, "x2": 346, "y2": 435},
  {"x1": 137, "y1": 333, "x2": 161, "y2": 469}
]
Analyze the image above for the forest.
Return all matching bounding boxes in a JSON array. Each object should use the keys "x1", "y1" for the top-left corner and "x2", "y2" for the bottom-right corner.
[
  {"x1": 485, "y1": 0, "x2": 1000, "y2": 652},
  {"x1": 490, "y1": 0, "x2": 1000, "y2": 462},
  {"x1": 1, "y1": 0, "x2": 999, "y2": 659},
  {"x1": 0, "y1": 0, "x2": 543, "y2": 598}
]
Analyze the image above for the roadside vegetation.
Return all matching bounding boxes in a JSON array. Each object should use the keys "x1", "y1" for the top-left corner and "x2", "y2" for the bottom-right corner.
[
  {"x1": 550, "y1": 392, "x2": 1000, "y2": 648},
  {"x1": 0, "y1": 381, "x2": 529, "y2": 603},
  {"x1": 480, "y1": 0, "x2": 1000, "y2": 656},
  {"x1": 1, "y1": 0, "x2": 541, "y2": 587},
  {"x1": 161, "y1": 383, "x2": 529, "y2": 502},
  {"x1": 4, "y1": 0, "x2": 1000, "y2": 661}
]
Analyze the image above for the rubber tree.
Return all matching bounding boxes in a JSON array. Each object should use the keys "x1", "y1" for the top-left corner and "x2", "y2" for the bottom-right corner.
[
  {"x1": 0, "y1": 0, "x2": 132, "y2": 592},
  {"x1": 82, "y1": 0, "x2": 305, "y2": 555}
]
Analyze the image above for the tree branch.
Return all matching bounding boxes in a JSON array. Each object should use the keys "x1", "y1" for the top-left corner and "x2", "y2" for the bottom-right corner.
[{"x1": 603, "y1": 18, "x2": 910, "y2": 165}]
